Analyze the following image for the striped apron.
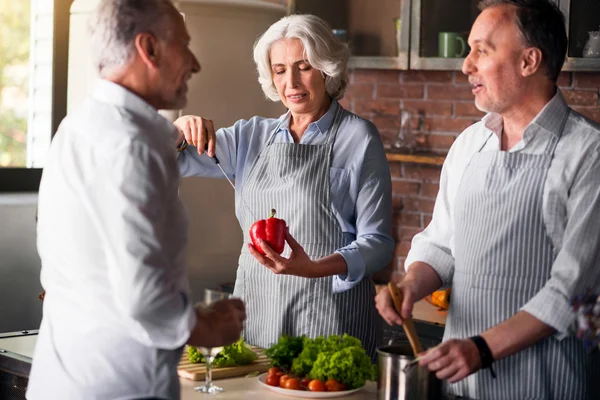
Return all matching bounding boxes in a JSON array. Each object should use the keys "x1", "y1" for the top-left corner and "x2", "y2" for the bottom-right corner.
[
  {"x1": 447, "y1": 111, "x2": 600, "y2": 399},
  {"x1": 233, "y1": 105, "x2": 381, "y2": 359}
]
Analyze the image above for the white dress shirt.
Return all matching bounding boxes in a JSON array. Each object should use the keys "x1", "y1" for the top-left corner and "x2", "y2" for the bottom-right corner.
[
  {"x1": 406, "y1": 91, "x2": 600, "y2": 335},
  {"x1": 27, "y1": 80, "x2": 196, "y2": 400}
]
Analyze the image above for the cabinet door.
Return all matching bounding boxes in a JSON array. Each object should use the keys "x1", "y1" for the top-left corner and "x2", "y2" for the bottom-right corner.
[
  {"x1": 558, "y1": 0, "x2": 600, "y2": 70},
  {"x1": 410, "y1": 0, "x2": 479, "y2": 70},
  {"x1": 291, "y1": 0, "x2": 409, "y2": 69}
]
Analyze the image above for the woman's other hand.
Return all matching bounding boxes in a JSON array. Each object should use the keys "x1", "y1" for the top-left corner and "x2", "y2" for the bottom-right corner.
[{"x1": 173, "y1": 115, "x2": 216, "y2": 157}]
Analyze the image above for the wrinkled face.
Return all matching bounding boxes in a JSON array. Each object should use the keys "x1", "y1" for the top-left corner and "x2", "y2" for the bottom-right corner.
[
  {"x1": 269, "y1": 38, "x2": 328, "y2": 115},
  {"x1": 155, "y1": 10, "x2": 200, "y2": 110},
  {"x1": 462, "y1": 5, "x2": 527, "y2": 115}
]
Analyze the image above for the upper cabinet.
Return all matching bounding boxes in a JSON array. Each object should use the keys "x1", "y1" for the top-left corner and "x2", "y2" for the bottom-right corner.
[
  {"x1": 289, "y1": 0, "x2": 411, "y2": 69},
  {"x1": 290, "y1": 0, "x2": 600, "y2": 71},
  {"x1": 560, "y1": 0, "x2": 600, "y2": 71}
]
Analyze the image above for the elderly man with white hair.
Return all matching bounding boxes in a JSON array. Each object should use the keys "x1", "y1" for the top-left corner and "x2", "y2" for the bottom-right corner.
[
  {"x1": 175, "y1": 14, "x2": 394, "y2": 360},
  {"x1": 27, "y1": 1, "x2": 245, "y2": 399}
]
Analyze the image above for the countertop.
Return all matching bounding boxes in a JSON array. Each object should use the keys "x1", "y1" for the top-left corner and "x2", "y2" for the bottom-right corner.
[
  {"x1": 179, "y1": 376, "x2": 378, "y2": 400},
  {"x1": 0, "y1": 332, "x2": 378, "y2": 399}
]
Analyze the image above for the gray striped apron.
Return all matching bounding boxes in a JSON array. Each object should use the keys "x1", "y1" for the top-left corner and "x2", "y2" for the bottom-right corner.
[
  {"x1": 447, "y1": 111, "x2": 600, "y2": 399},
  {"x1": 233, "y1": 105, "x2": 381, "y2": 360}
]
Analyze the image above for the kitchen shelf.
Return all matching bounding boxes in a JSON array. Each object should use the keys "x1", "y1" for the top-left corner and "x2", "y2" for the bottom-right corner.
[
  {"x1": 349, "y1": 56, "x2": 408, "y2": 70},
  {"x1": 385, "y1": 151, "x2": 445, "y2": 166}
]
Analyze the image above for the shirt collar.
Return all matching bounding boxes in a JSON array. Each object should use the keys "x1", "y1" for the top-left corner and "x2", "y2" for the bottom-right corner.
[
  {"x1": 482, "y1": 88, "x2": 570, "y2": 140},
  {"x1": 277, "y1": 98, "x2": 339, "y2": 135},
  {"x1": 91, "y1": 79, "x2": 167, "y2": 125}
]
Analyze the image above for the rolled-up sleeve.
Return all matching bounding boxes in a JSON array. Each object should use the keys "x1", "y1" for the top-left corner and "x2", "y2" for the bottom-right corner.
[
  {"x1": 334, "y1": 130, "x2": 394, "y2": 292},
  {"x1": 522, "y1": 145, "x2": 600, "y2": 337},
  {"x1": 405, "y1": 149, "x2": 456, "y2": 287},
  {"x1": 88, "y1": 140, "x2": 195, "y2": 350}
]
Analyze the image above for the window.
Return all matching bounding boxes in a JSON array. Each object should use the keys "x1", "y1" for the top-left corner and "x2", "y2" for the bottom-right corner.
[{"x1": 0, "y1": 0, "x2": 70, "y2": 192}]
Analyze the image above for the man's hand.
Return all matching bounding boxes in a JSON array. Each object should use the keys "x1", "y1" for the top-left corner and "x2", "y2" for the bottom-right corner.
[
  {"x1": 188, "y1": 298, "x2": 246, "y2": 348},
  {"x1": 418, "y1": 339, "x2": 481, "y2": 383},
  {"x1": 248, "y1": 228, "x2": 317, "y2": 277},
  {"x1": 173, "y1": 115, "x2": 216, "y2": 157},
  {"x1": 375, "y1": 281, "x2": 417, "y2": 326}
]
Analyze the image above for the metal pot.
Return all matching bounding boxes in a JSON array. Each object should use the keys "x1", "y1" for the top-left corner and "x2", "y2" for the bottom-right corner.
[{"x1": 377, "y1": 341, "x2": 442, "y2": 400}]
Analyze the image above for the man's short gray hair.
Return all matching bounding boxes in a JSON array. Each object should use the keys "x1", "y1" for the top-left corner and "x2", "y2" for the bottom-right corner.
[
  {"x1": 88, "y1": 0, "x2": 177, "y2": 75},
  {"x1": 253, "y1": 14, "x2": 350, "y2": 102}
]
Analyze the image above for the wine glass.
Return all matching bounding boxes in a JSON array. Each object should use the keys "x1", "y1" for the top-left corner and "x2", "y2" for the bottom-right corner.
[{"x1": 193, "y1": 289, "x2": 231, "y2": 394}]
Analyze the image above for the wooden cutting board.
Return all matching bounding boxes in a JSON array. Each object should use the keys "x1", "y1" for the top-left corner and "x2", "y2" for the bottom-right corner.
[{"x1": 177, "y1": 346, "x2": 271, "y2": 381}]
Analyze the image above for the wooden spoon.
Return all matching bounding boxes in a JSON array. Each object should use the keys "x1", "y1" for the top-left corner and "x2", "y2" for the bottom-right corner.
[{"x1": 388, "y1": 282, "x2": 424, "y2": 356}]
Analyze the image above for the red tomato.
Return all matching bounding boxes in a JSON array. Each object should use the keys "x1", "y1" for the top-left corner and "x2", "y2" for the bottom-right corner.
[
  {"x1": 325, "y1": 379, "x2": 346, "y2": 392},
  {"x1": 279, "y1": 374, "x2": 290, "y2": 387},
  {"x1": 267, "y1": 367, "x2": 281, "y2": 376},
  {"x1": 308, "y1": 379, "x2": 327, "y2": 392},
  {"x1": 283, "y1": 377, "x2": 301, "y2": 390},
  {"x1": 266, "y1": 374, "x2": 280, "y2": 387},
  {"x1": 300, "y1": 377, "x2": 311, "y2": 387}
]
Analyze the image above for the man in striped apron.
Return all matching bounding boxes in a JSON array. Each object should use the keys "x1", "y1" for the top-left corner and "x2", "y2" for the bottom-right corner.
[
  {"x1": 237, "y1": 105, "x2": 382, "y2": 360},
  {"x1": 376, "y1": 1, "x2": 600, "y2": 398}
]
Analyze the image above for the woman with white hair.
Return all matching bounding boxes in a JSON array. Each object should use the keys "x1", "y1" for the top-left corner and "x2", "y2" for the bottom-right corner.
[{"x1": 176, "y1": 14, "x2": 393, "y2": 358}]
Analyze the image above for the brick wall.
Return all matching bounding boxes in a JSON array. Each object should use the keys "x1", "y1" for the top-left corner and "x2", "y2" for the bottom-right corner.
[{"x1": 341, "y1": 70, "x2": 600, "y2": 279}]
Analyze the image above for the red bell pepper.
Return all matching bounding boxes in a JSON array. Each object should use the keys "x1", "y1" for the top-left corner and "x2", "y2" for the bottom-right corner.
[{"x1": 249, "y1": 209, "x2": 286, "y2": 255}]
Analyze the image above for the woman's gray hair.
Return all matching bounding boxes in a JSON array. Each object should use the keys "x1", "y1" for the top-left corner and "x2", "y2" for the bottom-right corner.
[
  {"x1": 88, "y1": 0, "x2": 177, "y2": 75},
  {"x1": 253, "y1": 14, "x2": 350, "y2": 101}
]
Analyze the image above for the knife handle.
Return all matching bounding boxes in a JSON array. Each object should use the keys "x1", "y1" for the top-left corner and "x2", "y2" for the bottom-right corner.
[{"x1": 204, "y1": 143, "x2": 220, "y2": 164}]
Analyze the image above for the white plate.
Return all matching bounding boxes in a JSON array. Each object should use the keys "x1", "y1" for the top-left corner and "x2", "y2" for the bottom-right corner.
[{"x1": 257, "y1": 373, "x2": 364, "y2": 398}]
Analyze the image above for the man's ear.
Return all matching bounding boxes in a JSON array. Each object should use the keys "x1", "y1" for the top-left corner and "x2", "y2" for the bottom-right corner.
[
  {"x1": 135, "y1": 32, "x2": 161, "y2": 69},
  {"x1": 521, "y1": 47, "x2": 543, "y2": 78}
]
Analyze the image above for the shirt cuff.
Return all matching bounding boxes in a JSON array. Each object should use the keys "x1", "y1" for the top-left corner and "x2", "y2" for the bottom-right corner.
[
  {"x1": 405, "y1": 245, "x2": 454, "y2": 287},
  {"x1": 520, "y1": 286, "x2": 575, "y2": 339},
  {"x1": 332, "y1": 248, "x2": 365, "y2": 293}
]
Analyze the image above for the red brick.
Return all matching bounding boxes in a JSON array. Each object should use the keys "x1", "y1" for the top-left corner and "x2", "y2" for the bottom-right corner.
[
  {"x1": 354, "y1": 69, "x2": 400, "y2": 83},
  {"x1": 454, "y1": 101, "x2": 485, "y2": 117},
  {"x1": 454, "y1": 72, "x2": 470, "y2": 84},
  {"x1": 373, "y1": 116, "x2": 401, "y2": 131},
  {"x1": 423, "y1": 117, "x2": 476, "y2": 133},
  {"x1": 562, "y1": 90, "x2": 599, "y2": 106},
  {"x1": 377, "y1": 84, "x2": 425, "y2": 99},
  {"x1": 402, "y1": 71, "x2": 453, "y2": 83},
  {"x1": 395, "y1": 212, "x2": 422, "y2": 228},
  {"x1": 391, "y1": 180, "x2": 421, "y2": 195},
  {"x1": 556, "y1": 72, "x2": 572, "y2": 88},
  {"x1": 379, "y1": 130, "x2": 397, "y2": 150},
  {"x1": 338, "y1": 97, "x2": 352, "y2": 111},
  {"x1": 422, "y1": 182, "x2": 440, "y2": 198},
  {"x1": 398, "y1": 226, "x2": 422, "y2": 242},
  {"x1": 388, "y1": 163, "x2": 403, "y2": 178},
  {"x1": 427, "y1": 85, "x2": 474, "y2": 100},
  {"x1": 572, "y1": 107, "x2": 600, "y2": 124},
  {"x1": 417, "y1": 134, "x2": 457, "y2": 150},
  {"x1": 346, "y1": 83, "x2": 374, "y2": 99},
  {"x1": 392, "y1": 196, "x2": 404, "y2": 210},
  {"x1": 402, "y1": 197, "x2": 436, "y2": 214},
  {"x1": 355, "y1": 99, "x2": 401, "y2": 116},
  {"x1": 395, "y1": 242, "x2": 412, "y2": 257},
  {"x1": 403, "y1": 100, "x2": 453, "y2": 116},
  {"x1": 403, "y1": 165, "x2": 442, "y2": 182},
  {"x1": 423, "y1": 215, "x2": 433, "y2": 227},
  {"x1": 574, "y1": 72, "x2": 600, "y2": 89}
]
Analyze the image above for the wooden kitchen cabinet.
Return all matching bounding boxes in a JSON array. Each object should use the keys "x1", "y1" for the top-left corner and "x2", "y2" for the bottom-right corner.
[
  {"x1": 288, "y1": 0, "x2": 411, "y2": 70},
  {"x1": 289, "y1": 0, "x2": 599, "y2": 72}
]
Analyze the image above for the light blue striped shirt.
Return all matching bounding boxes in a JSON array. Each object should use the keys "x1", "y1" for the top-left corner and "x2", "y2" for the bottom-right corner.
[{"x1": 179, "y1": 99, "x2": 394, "y2": 292}]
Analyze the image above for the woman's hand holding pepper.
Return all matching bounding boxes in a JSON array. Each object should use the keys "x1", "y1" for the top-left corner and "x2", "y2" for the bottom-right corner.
[{"x1": 248, "y1": 228, "x2": 318, "y2": 277}]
